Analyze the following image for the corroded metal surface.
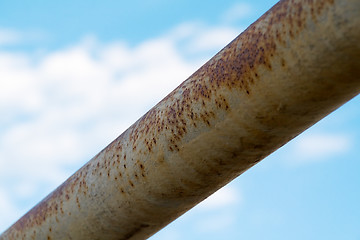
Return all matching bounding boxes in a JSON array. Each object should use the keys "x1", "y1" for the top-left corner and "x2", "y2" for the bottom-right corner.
[{"x1": 2, "y1": 0, "x2": 360, "y2": 239}]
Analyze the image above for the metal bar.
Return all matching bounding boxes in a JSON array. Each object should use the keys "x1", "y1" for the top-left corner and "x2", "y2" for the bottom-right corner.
[{"x1": 2, "y1": 0, "x2": 360, "y2": 239}]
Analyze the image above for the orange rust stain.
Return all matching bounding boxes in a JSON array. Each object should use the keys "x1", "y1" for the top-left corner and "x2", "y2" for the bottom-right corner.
[
  {"x1": 76, "y1": 197, "x2": 81, "y2": 209},
  {"x1": 2, "y1": 0, "x2": 339, "y2": 237},
  {"x1": 125, "y1": 0, "x2": 336, "y2": 156}
]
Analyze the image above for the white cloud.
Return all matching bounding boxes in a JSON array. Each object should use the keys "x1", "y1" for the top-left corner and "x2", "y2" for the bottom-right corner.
[
  {"x1": 192, "y1": 185, "x2": 240, "y2": 234},
  {"x1": 290, "y1": 133, "x2": 351, "y2": 164},
  {"x1": 13, "y1": 181, "x2": 38, "y2": 199},
  {"x1": 167, "y1": 22, "x2": 242, "y2": 55},
  {"x1": 187, "y1": 26, "x2": 240, "y2": 52},
  {"x1": 0, "y1": 188, "x2": 21, "y2": 232},
  {"x1": 0, "y1": 23, "x2": 240, "y2": 232},
  {"x1": 222, "y1": 3, "x2": 252, "y2": 23},
  {"x1": 0, "y1": 37, "x2": 194, "y2": 183},
  {"x1": 0, "y1": 28, "x2": 47, "y2": 46},
  {"x1": 196, "y1": 185, "x2": 241, "y2": 211},
  {"x1": 0, "y1": 29, "x2": 21, "y2": 45}
]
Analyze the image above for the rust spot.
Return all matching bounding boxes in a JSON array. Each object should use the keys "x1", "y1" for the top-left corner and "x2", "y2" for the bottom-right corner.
[
  {"x1": 76, "y1": 197, "x2": 80, "y2": 208},
  {"x1": 2, "y1": 0, "x2": 341, "y2": 238},
  {"x1": 281, "y1": 58, "x2": 286, "y2": 67}
]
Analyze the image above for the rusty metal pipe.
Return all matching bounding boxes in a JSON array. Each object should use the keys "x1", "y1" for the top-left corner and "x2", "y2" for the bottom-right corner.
[{"x1": 2, "y1": 0, "x2": 360, "y2": 239}]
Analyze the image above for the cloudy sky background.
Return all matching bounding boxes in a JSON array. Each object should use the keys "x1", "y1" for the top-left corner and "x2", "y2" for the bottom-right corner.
[{"x1": 0, "y1": 0, "x2": 359, "y2": 239}]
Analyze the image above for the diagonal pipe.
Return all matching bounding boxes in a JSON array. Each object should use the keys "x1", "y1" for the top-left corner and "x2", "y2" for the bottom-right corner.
[{"x1": 1, "y1": 0, "x2": 360, "y2": 239}]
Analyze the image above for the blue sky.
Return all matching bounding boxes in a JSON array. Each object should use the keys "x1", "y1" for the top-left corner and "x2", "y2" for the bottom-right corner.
[
  {"x1": 0, "y1": 0, "x2": 359, "y2": 239},
  {"x1": 0, "y1": 0, "x2": 276, "y2": 49}
]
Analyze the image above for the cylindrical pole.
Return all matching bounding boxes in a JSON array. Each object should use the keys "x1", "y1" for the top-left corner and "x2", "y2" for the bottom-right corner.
[{"x1": 2, "y1": 0, "x2": 360, "y2": 239}]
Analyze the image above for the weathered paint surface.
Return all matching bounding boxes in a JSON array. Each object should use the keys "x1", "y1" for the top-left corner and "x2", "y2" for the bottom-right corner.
[{"x1": 1, "y1": 0, "x2": 360, "y2": 239}]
